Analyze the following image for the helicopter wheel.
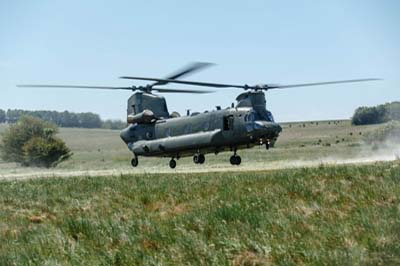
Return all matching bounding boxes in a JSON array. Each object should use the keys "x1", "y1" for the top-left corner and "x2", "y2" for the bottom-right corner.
[
  {"x1": 193, "y1": 154, "x2": 205, "y2": 164},
  {"x1": 198, "y1": 154, "x2": 205, "y2": 164},
  {"x1": 266, "y1": 141, "x2": 270, "y2": 150},
  {"x1": 230, "y1": 155, "x2": 241, "y2": 166},
  {"x1": 131, "y1": 156, "x2": 139, "y2": 168},
  {"x1": 193, "y1": 155, "x2": 199, "y2": 164},
  {"x1": 169, "y1": 159, "x2": 177, "y2": 169}
]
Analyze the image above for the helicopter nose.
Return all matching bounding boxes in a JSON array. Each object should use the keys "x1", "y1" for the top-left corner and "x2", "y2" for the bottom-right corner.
[
  {"x1": 274, "y1": 123, "x2": 282, "y2": 134},
  {"x1": 253, "y1": 121, "x2": 282, "y2": 137}
]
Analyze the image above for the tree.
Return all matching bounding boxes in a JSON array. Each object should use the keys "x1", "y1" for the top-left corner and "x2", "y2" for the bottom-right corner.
[
  {"x1": 102, "y1": 119, "x2": 126, "y2": 130},
  {"x1": 6, "y1": 109, "x2": 25, "y2": 123},
  {"x1": 351, "y1": 101, "x2": 400, "y2": 125},
  {"x1": 0, "y1": 109, "x2": 5, "y2": 123},
  {"x1": 79, "y1": 112, "x2": 102, "y2": 128},
  {"x1": 351, "y1": 106, "x2": 388, "y2": 125},
  {"x1": 0, "y1": 116, "x2": 72, "y2": 167}
]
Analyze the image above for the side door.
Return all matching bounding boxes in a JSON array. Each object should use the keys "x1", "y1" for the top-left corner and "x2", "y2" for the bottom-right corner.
[{"x1": 222, "y1": 114, "x2": 235, "y2": 143}]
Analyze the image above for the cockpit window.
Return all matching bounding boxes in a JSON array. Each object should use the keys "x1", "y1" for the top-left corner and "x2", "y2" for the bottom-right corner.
[
  {"x1": 266, "y1": 111, "x2": 275, "y2": 122},
  {"x1": 248, "y1": 112, "x2": 255, "y2": 122},
  {"x1": 246, "y1": 110, "x2": 275, "y2": 122}
]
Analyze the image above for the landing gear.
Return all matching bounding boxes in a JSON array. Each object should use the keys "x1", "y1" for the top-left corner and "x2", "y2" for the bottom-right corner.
[
  {"x1": 131, "y1": 155, "x2": 139, "y2": 167},
  {"x1": 169, "y1": 159, "x2": 177, "y2": 169},
  {"x1": 230, "y1": 155, "x2": 241, "y2": 165},
  {"x1": 193, "y1": 154, "x2": 205, "y2": 164}
]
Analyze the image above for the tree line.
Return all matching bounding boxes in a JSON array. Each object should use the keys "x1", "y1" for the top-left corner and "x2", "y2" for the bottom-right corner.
[
  {"x1": 0, "y1": 109, "x2": 126, "y2": 129},
  {"x1": 352, "y1": 101, "x2": 400, "y2": 125}
]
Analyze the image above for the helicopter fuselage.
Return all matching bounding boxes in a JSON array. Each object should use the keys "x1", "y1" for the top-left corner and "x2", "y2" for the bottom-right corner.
[{"x1": 120, "y1": 106, "x2": 282, "y2": 159}]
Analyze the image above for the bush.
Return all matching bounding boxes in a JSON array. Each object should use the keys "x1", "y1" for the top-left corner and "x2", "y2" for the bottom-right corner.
[
  {"x1": 0, "y1": 116, "x2": 72, "y2": 167},
  {"x1": 351, "y1": 106, "x2": 388, "y2": 125},
  {"x1": 351, "y1": 101, "x2": 400, "y2": 125},
  {"x1": 23, "y1": 137, "x2": 71, "y2": 167}
]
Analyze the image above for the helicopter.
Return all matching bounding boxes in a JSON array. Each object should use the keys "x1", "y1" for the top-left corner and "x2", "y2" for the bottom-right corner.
[{"x1": 18, "y1": 62, "x2": 380, "y2": 169}]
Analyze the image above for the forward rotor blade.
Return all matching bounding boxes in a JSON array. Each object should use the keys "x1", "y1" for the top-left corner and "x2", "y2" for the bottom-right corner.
[
  {"x1": 17, "y1": 84, "x2": 134, "y2": 90},
  {"x1": 166, "y1": 62, "x2": 214, "y2": 80},
  {"x1": 149, "y1": 62, "x2": 214, "y2": 87},
  {"x1": 270, "y1": 78, "x2": 382, "y2": 89},
  {"x1": 120, "y1": 76, "x2": 244, "y2": 88},
  {"x1": 152, "y1": 87, "x2": 215, "y2": 94}
]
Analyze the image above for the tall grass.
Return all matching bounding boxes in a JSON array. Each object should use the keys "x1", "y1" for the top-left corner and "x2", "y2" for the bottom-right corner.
[{"x1": 1, "y1": 162, "x2": 399, "y2": 265}]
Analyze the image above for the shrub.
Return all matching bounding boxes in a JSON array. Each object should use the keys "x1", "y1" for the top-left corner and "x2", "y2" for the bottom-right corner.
[
  {"x1": 23, "y1": 137, "x2": 71, "y2": 167},
  {"x1": 351, "y1": 106, "x2": 388, "y2": 125},
  {"x1": 0, "y1": 116, "x2": 72, "y2": 167},
  {"x1": 351, "y1": 101, "x2": 400, "y2": 125}
]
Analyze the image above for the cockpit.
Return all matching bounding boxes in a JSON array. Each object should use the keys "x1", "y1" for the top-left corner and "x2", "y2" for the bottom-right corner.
[{"x1": 244, "y1": 110, "x2": 275, "y2": 122}]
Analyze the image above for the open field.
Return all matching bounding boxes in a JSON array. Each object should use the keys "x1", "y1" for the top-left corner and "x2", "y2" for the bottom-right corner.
[
  {"x1": 1, "y1": 120, "x2": 398, "y2": 179},
  {"x1": 1, "y1": 162, "x2": 399, "y2": 265},
  {"x1": 1, "y1": 121, "x2": 400, "y2": 265}
]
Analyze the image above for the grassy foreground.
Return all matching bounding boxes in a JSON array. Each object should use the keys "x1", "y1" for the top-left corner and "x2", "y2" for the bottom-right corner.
[{"x1": 1, "y1": 162, "x2": 399, "y2": 265}]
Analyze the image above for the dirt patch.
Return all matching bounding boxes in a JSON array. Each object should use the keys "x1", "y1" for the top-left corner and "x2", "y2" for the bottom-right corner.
[
  {"x1": 0, "y1": 157, "x2": 398, "y2": 181},
  {"x1": 233, "y1": 251, "x2": 271, "y2": 266}
]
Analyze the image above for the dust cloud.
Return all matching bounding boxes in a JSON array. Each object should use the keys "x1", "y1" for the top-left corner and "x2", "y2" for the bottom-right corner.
[{"x1": 1, "y1": 133, "x2": 399, "y2": 181}]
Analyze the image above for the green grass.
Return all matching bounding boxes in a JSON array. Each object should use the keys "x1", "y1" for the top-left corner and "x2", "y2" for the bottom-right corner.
[{"x1": 1, "y1": 162, "x2": 399, "y2": 265}]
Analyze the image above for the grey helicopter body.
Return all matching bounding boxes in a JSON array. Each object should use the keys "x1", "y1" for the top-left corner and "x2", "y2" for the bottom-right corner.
[
  {"x1": 18, "y1": 62, "x2": 380, "y2": 169},
  {"x1": 120, "y1": 90, "x2": 282, "y2": 168}
]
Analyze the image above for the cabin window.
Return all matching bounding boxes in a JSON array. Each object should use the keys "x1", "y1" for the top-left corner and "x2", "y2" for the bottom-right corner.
[
  {"x1": 223, "y1": 115, "x2": 234, "y2": 130},
  {"x1": 165, "y1": 128, "x2": 171, "y2": 137}
]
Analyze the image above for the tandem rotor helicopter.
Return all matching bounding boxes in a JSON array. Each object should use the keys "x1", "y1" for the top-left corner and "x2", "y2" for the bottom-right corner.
[{"x1": 18, "y1": 62, "x2": 380, "y2": 168}]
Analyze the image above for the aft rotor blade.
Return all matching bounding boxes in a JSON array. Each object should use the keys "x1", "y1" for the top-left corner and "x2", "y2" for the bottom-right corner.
[
  {"x1": 17, "y1": 84, "x2": 134, "y2": 90},
  {"x1": 270, "y1": 78, "x2": 382, "y2": 89},
  {"x1": 120, "y1": 76, "x2": 244, "y2": 88},
  {"x1": 152, "y1": 87, "x2": 215, "y2": 93}
]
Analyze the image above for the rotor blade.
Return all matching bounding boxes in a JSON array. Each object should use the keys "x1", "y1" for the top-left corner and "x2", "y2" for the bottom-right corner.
[
  {"x1": 152, "y1": 87, "x2": 215, "y2": 93},
  {"x1": 121, "y1": 77, "x2": 381, "y2": 90},
  {"x1": 269, "y1": 78, "x2": 382, "y2": 89},
  {"x1": 17, "y1": 84, "x2": 134, "y2": 90},
  {"x1": 164, "y1": 62, "x2": 214, "y2": 81},
  {"x1": 120, "y1": 76, "x2": 244, "y2": 88},
  {"x1": 151, "y1": 62, "x2": 214, "y2": 87}
]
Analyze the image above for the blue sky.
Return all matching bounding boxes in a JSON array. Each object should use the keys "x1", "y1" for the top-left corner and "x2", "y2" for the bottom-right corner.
[{"x1": 0, "y1": 1, "x2": 399, "y2": 122}]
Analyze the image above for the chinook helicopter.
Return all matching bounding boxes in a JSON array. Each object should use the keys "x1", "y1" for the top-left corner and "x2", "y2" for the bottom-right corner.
[{"x1": 18, "y1": 62, "x2": 379, "y2": 168}]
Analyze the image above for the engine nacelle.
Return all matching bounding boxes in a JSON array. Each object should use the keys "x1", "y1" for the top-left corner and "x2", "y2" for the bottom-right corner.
[{"x1": 127, "y1": 109, "x2": 155, "y2": 124}]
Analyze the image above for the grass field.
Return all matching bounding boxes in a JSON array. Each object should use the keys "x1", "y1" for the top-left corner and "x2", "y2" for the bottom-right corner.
[
  {"x1": 1, "y1": 120, "x2": 399, "y2": 265},
  {"x1": 0, "y1": 162, "x2": 399, "y2": 265},
  {"x1": 0, "y1": 120, "x2": 395, "y2": 177}
]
